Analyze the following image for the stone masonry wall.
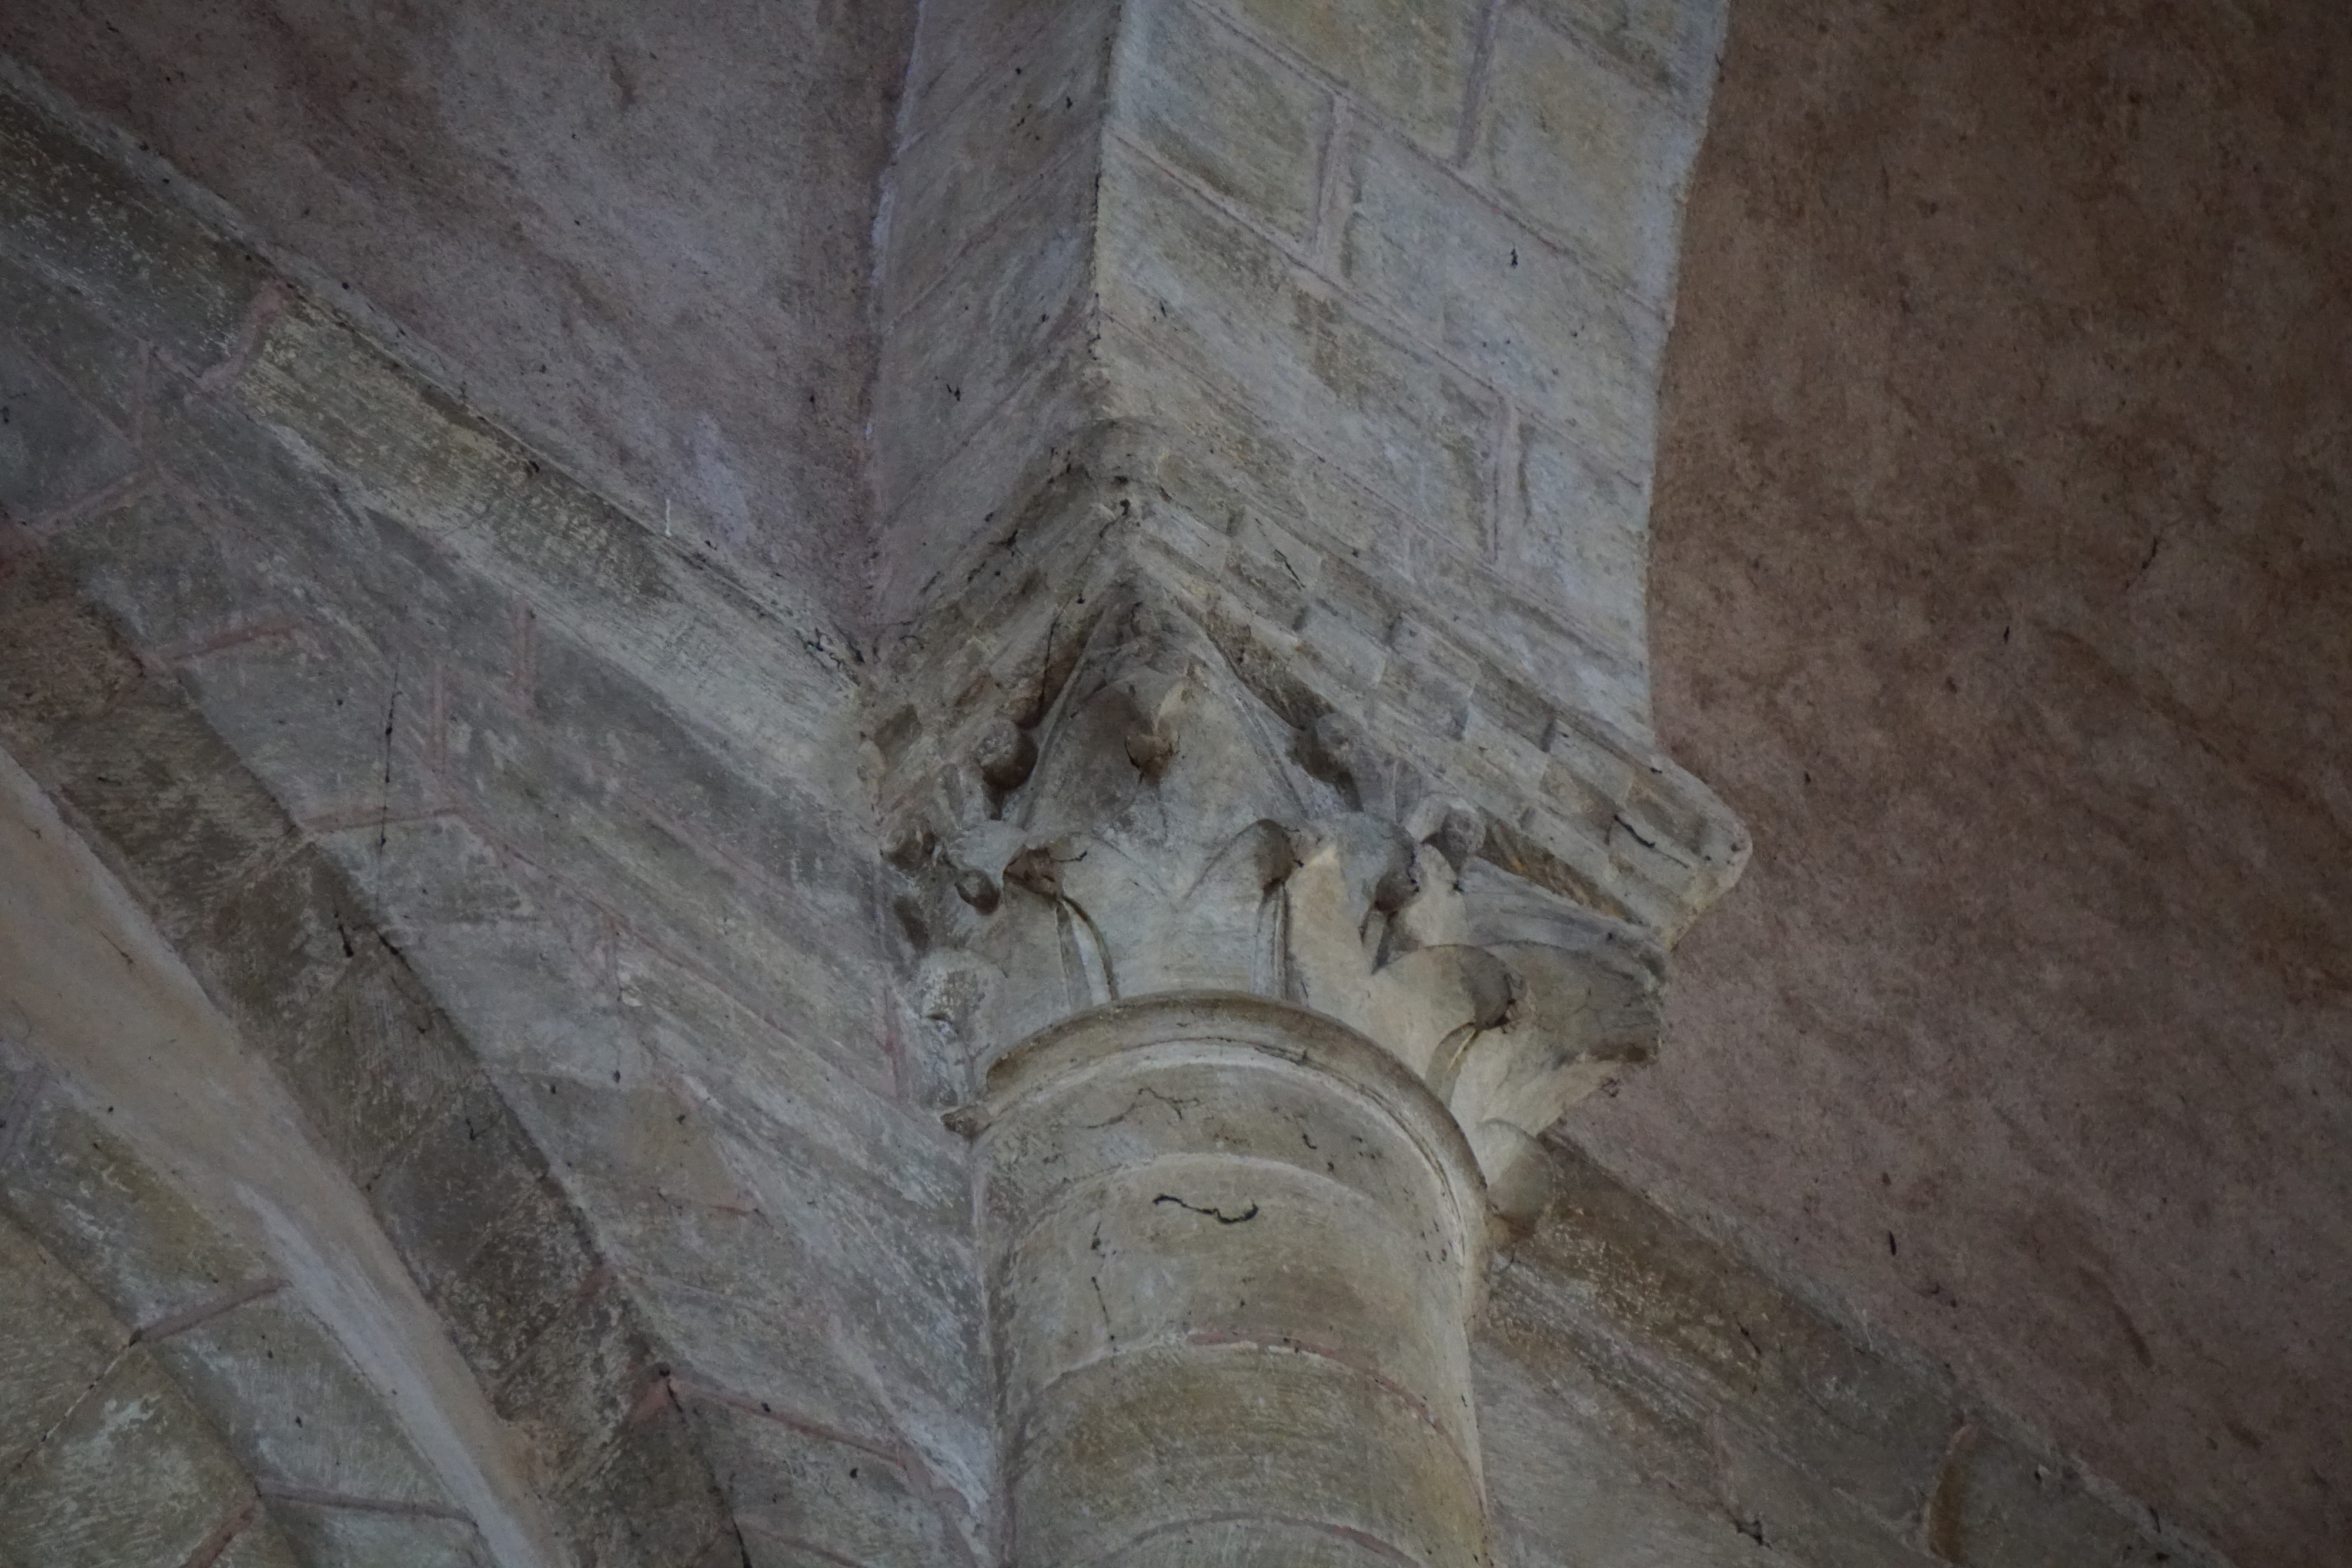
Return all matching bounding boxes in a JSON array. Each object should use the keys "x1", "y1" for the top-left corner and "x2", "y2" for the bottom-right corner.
[
  {"x1": 0, "y1": 67, "x2": 985, "y2": 1567},
  {"x1": 0, "y1": 26, "x2": 2254, "y2": 1568},
  {"x1": 0, "y1": 2, "x2": 916, "y2": 614}
]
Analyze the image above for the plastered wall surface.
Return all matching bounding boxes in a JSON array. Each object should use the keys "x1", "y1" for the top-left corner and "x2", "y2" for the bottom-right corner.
[
  {"x1": 0, "y1": 0, "x2": 914, "y2": 611},
  {"x1": 1595, "y1": 3, "x2": 2352, "y2": 1563}
]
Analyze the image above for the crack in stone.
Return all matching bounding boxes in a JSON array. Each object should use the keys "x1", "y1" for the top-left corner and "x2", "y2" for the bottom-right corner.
[{"x1": 1152, "y1": 1194, "x2": 1259, "y2": 1225}]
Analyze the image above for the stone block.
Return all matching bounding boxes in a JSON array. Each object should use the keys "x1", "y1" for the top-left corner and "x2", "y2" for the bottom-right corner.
[
  {"x1": 0, "y1": 249, "x2": 149, "y2": 430},
  {"x1": 1468, "y1": 6, "x2": 1704, "y2": 303},
  {"x1": 883, "y1": 0, "x2": 1117, "y2": 322},
  {"x1": 276, "y1": 502, "x2": 520, "y2": 694},
  {"x1": 0, "y1": 82, "x2": 269, "y2": 372},
  {"x1": 263, "y1": 1503, "x2": 485, "y2": 1568},
  {"x1": 549, "y1": 1400, "x2": 731, "y2": 1568},
  {"x1": 176, "y1": 631, "x2": 424, "y2": 837},
  {"x1": 52, "y1": 487, "x2": 284, "y2": 661},
  {"x1": 397, "y1": 915, "x2": 650, "y2": 1082},
  {"x1": 693, "y1": 1399, "x2": 967, "y2": 1568},
  {"x1": 869, "y1": 335, "x2": 1105, "y2": 633},
  {"x1": 151, "y1": 1294, "x2": 449, "y2": 1507},
  {"x1": 630, "y1": 1120, "x2": 986, "y2": 1503},
  {"x1": 617, "y1": 947, "x2": 967, "y2": 1216},
  {"x1": 43, "y1": 680, "x2": 295, "y2": 946},
  {"x1": 153, "y1": 385, "x2": 521, "y2": 688},
  {"x1": 1374, "y1": 641, "x2": 1474, "y2": 737},
  {"x1": 1467, "y1": 651, "x2": 1558, "y2": 751},
  {"x1": 1519, "y1": 0, "x2": 1728, "y2": 106},
  {"x1": 313, "y1": 815, "x2": 530, "y2": 937},
  {"x1": 767, "y1": 1269, "x2": 985, "y2": 1509},
  {"x1": 1475, "y1": 1342, "x2": 1775, "y2": 1568},
  {"x1": 742, "y1": 1533, "x2": 878, "y2": 1568},
  {"x1": 1418, "y1": 546, "x2": 1649, "y2": 738},
  {"x1": 0, "y1": 1350, "x2": 250, "y2": 1568},
  {"x1": 527, "y1": 622, "x2": 868, "y2": 912},
  {"x1": 179, "y1": 831, "x2": 372, "y2": 1049},
  {"x1": 1709, "y1": 1419, "x2": 1951, "y2": 1568},
  {"x1": 213, "y1": 1519, "x2": 306, "y2": 1568},
  {"x1": 628, "y1": 1270, "x2": 904, "y2": 1465},
  {"x1": 437, "y1": 674, "x2": 880, "y2": 1068},
  {"x1": 1, "y1": 1097, "x2": 269, "y2": 1327},
  {"x1": 1946, "y1": 1429, "x2": 2190, "y2": 1568},
  {"x1": 872, "y1": 145, "x2": 1098, "y2": 513},
  {"x1": 1207, "y1": 0, "x2": 1482, "y2": 154},
  {"x1": 501, "y1": 1072, "x2": 756, "y2": 1215},
  {"x1": 1496, "y1": 1139, "x2": 1966, "y2": 1539},
  {"x1": 490, "y1": 1268, "x2": 654, "y2": 1486},
  {"x1": 0, "y1": 1215, "x2": 123, "y2": 1469},
  {"x1": 232, "y1": 296, "x2": 864, "y2": 802},
  {"x1": 273, "y1": 937, "x2": 476, "y2": 1188},
  {"x1": 1516, "y1": 418, "x2": 1651, "y2": 670},
  {"x1": 428, "y1": 1165, "x2": 602, "y2": 1382},
  {"x1": 0, "y1": 557, "x2": 142, "y2": 751},
  {"x1": 1114, "y1": 0, "x2": 1331, "y2": 243},
  {"x1": 1098, "y1": 318, "x2": 1394, "y2": 562},
  {"x1": 369, "y1": 1076, "x2": 549, "y2": 1296},
  {"x1": 1101, "y1": 144, "x2": 1498, "y2": 556},
  {"x1": 1343, "y1": 127, "x2": 1661, "y2": 454},
  {"x1": 901, "y1": 0, "x2": 1080, "y2": 145},
  {"x1": 0, "y1": 336, "x2": 137, "y2": 523}
]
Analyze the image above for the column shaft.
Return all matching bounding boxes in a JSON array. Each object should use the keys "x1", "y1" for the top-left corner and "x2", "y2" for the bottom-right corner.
[{"x1": 974, "y1": 995, "x2": 1491, "y2": 1567}]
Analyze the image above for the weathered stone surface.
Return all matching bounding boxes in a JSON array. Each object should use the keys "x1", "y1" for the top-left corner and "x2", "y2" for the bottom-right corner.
[
  {"x1": 0, "y1": 74, "x2": 268, "y2": 372},
  {"x1": 873, "y1": 148, "x2": 1100, "y2": 519},
  {"x1": 155, "y1": 1295, "x2": 451, "y2": 1507},
  {"x1": 0, "y1": 753, "x2": 556, "y2": 1564},
  {"x1": 39, "y1": 681, "x2": 295, "y2": 940},
  {"x1": 264, "y1": 1502, "x2": 487, "y2": 1568},
  {"x1": 880, "y1": 0, "x2": 1116, "y2": 323},
  {"x1": 1102, "y1": 145, "x2": 1500, "y2": 556},
  {"x1": 2, "y1": 0, "x2": 917, "y2": 610},
  {"x1": 0, "y1": 1216, "x2": 123, "y2": 1470},
  {"x1": 487, "y1": 1269, "x2": 653, "y2": 1487},
  {"x1": 437, "y1": 673, "x2": 878, "y2": 1064},
  {"x1": 1112, "y1": 0, "x2": 1331, "y2": 242},
  {"x1": 0, "y1": 248, "x2": 147, "y2": 430},
  {"x1": 0, "y1": 337, "x2": 137, "y2": 527},
  {"x1": 1, "y1": 1096, "x2": 271, "y2": 1325},
  {"x1": 1466, "y1": 8, "x2": 1705, "y2": 304},
  {"x1": 693, "y1": 1398, "x2": 971, "y2": 1568},
  {"x1": 1203, "y1": 0, "x2": 1481, "y2": 153},
  {"x1": 1474, "y1": 1135, "x2": 2226, "y2": 1568},
  {"x1": 0, "y1": 557, "x2": 142, "y2": 746},
  {"x1": 0, "y1": 9, "x2": 2287, "y2": 1567},
  {"x1": 0, "y1": 1350, "x2": 250, "y2": 1568},
  {"x1": 550, "y1": 1400, "x2": 733, "y2": 1568},
  {"x1": 1342, "y1": 125, "x2": 1661, "y2": 462},
  {"x1": 212, "y1": 1518, "x2": 307, "y2": 1568}
]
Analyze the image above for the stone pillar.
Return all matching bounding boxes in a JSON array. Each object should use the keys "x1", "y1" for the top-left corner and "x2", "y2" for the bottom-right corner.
[
  {"x1": 971, "y1": 994, "x2": 1488, "y2": 1566},
  {"x1": 871, "y1": 1, "x2": 1745, "y2": 1560},
  {"x1": 888, "y1": 594, "x2": 1715, "y2": 1563}
]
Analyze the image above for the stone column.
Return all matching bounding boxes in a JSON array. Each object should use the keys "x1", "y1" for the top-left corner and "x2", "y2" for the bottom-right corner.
[
  {"x1": 970, "y1": 994, "x2": 1487, "y2": 1567},
  {"x1": 870, "y1": 1, "x2": 1744, "y2": 1559},
  {"x1": 888, "y1": 595, "x2": 1710, "y2": 1563}
]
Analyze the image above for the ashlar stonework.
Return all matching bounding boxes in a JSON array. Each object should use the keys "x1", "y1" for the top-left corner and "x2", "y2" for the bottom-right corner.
[{"x1": 0, "y1": 2, "x2": 2259, "y2": 1566}]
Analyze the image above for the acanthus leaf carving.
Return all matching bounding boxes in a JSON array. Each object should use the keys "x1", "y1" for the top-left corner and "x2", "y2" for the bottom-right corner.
[{"x1": 888, "y1": 587, "x2": 1665, "y2": 1224}]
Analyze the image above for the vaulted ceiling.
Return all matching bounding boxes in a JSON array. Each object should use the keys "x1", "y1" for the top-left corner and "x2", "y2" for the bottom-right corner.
[{"x1": 0, "y1": 2, "x2": 2343, "y2": 1566}]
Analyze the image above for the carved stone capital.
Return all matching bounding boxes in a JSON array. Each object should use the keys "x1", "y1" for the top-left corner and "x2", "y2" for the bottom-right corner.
[{"x1": 894, "y1": 589, "x2": 1663, "y2": 1225}]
